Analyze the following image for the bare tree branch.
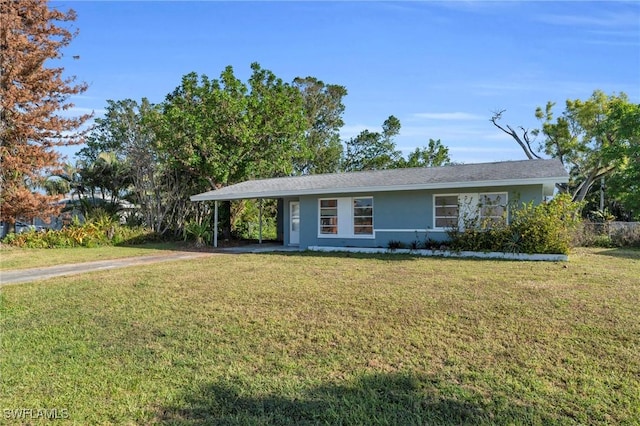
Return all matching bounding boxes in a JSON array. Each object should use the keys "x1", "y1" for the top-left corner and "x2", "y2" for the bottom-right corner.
[{"x1": 490, "y1": 110, "x2": 542, "y2": 160}]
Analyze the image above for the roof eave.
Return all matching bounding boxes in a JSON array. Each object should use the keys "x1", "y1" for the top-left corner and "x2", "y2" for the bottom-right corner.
[{"x1": 190, "y1": 176, "x2": 569, "y2": 202}]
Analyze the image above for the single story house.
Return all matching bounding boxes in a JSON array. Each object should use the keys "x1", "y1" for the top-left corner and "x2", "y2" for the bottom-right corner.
[{"x1": 190, "y1": 159, "x2": 569, "y2": 249}]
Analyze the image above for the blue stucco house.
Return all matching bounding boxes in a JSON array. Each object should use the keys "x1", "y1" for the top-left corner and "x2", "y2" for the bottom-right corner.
[{"x1": 190, "y1": 159, "x2": 569, "y2": 249}]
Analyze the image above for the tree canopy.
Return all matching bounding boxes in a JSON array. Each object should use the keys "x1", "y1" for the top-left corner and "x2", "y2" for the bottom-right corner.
[
  {"x1": 157, "y1": 63, "x2": 307, "y2": 191},
  {"x1": 399, "y1": 139, "x2": 451, "y2": 168},
  {"x1": 0, "y1": 0, "x2": 90, "y2": 224},
  {"x1": 594, "y1": 98, "x2": 640, "y2": 219},
  {"x1": 492, "y1": 90, "x2": 639, "y2": 218},
  {"x1": 1, "y1": 3, "x2": 455, "y2": 237},
  {"x1": 343, "y1": 115, "x2": 402, "y2": 172},
  {"x1": 293, "y1": 76, "x2": 347, "y2": 174}
]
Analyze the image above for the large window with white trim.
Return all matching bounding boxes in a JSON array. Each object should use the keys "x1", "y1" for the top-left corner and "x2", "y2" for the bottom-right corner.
[
  {"x1": 434, "y1": 195, "x2": 459, "y2": 228},
  {"x1": 353, "y1": 198, "x2": 373, "y2": 235},
  {"x1": 320, "y1": 199, "x2": 338, "y2": 234},
  {"x1": 319, "y1": 197, "x2": 374, "y2": 238},
  {"x1": 479, "y1": 192, "x2": 508, "y2": 226},
  {"x1": 433, "y1": 192, "x2": 508, "y2": 229}
]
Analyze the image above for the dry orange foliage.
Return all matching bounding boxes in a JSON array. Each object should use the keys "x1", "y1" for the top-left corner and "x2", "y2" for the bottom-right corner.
[{"x1": 0, "y1": 0, "x2": 91, "y2": 224}]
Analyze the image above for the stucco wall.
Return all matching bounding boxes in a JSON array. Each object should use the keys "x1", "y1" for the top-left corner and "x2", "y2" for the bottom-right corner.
[{"x1": 291, "y1": 185, "x2": 544, "y2": 249}]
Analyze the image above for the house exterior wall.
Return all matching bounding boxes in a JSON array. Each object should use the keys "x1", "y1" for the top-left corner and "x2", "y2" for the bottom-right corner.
[{"x1": 294, "y1": 184, "x2": 544, "y2": 249}]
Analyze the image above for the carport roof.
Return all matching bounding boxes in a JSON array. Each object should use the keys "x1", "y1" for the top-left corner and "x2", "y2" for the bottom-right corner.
[{"x1": 190, "y1": 158, "x2": 568, "y2": 202}]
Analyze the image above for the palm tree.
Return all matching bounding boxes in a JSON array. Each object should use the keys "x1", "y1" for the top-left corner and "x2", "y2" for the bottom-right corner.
[{"x1": 50, "y1": 162, "x2": 87, "y2": 201}]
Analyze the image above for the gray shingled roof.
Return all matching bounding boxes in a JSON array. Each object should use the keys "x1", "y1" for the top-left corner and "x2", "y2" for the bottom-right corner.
[{"x1": 191, "y1": 159, "x2": 568, "y2": 201}]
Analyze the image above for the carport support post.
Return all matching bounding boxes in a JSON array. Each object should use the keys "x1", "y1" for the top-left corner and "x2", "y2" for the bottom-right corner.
[
  {"x1": 258, "y1": 198, "x2": 263, "y2": 244},
  {"x1": 213, "y1": 201, "x2": 218, "y2": 248}
]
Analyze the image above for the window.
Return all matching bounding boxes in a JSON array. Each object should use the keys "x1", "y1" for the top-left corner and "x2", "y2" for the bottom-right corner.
[
  {"x1": 479, "y1": 193, "x2": 507, "y2": 226},
  {"x1": 434, "y1": 195, "x2": 459, "y2": 228},
  {"x1": 320, "y1": 199, "x2": 338, "y2": 234},
  {"x1": 353, "y1": 198, "x2": 373, "y2": 235},
  {"x1": 433, "y1": 193, "x2": 508, "y2": 229},
  {"x1": 318, "y1": 197, "x2": 374, "y2": 238}
]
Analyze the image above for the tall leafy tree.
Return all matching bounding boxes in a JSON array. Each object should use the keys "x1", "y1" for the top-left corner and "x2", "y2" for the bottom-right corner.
[
  {"x1": 43, "y1": 176, "x2": 70, "y2": 196},
  {"x1": 245, "y1": 63, "x2": 308, "y2": 179},
  {"x1": 48, "y1": 162, "x2": 86, "y2": 201},
  {"x1": 491, "y1": 91, "x2": 639, "y2": 207},
  {"x1": 293, "y1": 76, "x2": 347, "y2": 174},
  {"x1": 156, "y1": 63, "x2": 307, "y2": 234},
  {"x1": 343, "y1": 115, "x2": 402, "y2": 172},
  {"x1": 535, "y1": 91, "x2": 620, "y2": 202},
  {"x1": 0, "y1": 0, "x2": 90, "y2": 225},
  {"x1": 81, "y1": 152, "x2": 132, "y2": 205},
  {"x1": 158, "y1": 63, "x2": 306, "y2": 190},
  {"x1": 79, "y1": 98, "x2": 178, "y2": 233},
  {"x1": 400, "y1": 139, "x2": 451, "y2": 168},
  {"x1": 594, "y1": 98, "x2": 640, "y2": 219}
]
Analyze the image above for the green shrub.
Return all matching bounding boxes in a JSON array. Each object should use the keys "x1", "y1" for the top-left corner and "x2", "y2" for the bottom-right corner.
[
  {"x1": 447, "y1": 193, "x2": 582, "y2": 255},
  {"x1": 183, "y1": 219, "x2": 212, "y2": 247},
  {"x1": 115, "y1": 228, "x2": 163, "y2": 245},
  {"x1": 1, "y1": 223, "x2": 160, "y2": 249}
]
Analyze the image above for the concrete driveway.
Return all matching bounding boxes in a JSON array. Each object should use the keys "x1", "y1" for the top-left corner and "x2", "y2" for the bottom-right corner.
[{"x1": 0, "y1": 251, "x2": 217, "y2": 286}]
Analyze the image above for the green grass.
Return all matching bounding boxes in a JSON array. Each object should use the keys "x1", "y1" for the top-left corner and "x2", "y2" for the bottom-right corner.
[
  {"x1": 0, "y1": 242, "x2": 189, "y2": 270},
  {"x1": 1, "y1": 248, "x2": 639, "y2": 424}
]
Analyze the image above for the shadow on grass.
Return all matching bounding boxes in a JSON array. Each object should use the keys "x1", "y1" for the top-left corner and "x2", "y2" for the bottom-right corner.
[
  {"x1": 115, "y1": 239, "x2": 284, "y2": 254},
  {"x1": 157, "y1": 372, "x2": 555, "y2": 425},
  {"x1": 261, "y1": 249, "x2": 530, "y2": 263},
  {"x1": 267, "y1": 249, "x2": 422, "y2": 262},
  {"x1": 592, "y1": 247, "x2": 640, "y2": 260}
]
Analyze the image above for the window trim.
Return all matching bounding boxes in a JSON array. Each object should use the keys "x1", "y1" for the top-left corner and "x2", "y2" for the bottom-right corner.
[
  {"x1": 433, "y1": 192, "x2": 509, "y2": 230},
  {"x1": 318, "y1": 196, "x2": 375, "y2": 239},
  {"x1": 478, "y1": 192, "x2": 508, "y2": 225},
  {"x1": 319, "y1": 199, "x2": 338, "y2": 235},
  {"x1": 353, "y1": 197, "x2": 374, "y2": 236},
  {"x1": 433, "y1": 193, "x2": 460, "y2": 230}
]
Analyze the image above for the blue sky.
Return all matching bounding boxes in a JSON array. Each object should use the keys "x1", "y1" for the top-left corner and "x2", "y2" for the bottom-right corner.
[{"x1": 53, "y1": 1, "x2": 640, "y2": 164}]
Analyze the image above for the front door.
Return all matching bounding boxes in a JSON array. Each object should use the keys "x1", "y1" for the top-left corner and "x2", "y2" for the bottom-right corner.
[{"x1": 289, "y1": 201, "x2": 300, "y2": 245}]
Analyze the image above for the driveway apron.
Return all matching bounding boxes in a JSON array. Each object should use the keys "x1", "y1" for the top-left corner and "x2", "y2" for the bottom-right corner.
[{"x1": 0, "y1": 252, "x2": 216, "y2": 286}]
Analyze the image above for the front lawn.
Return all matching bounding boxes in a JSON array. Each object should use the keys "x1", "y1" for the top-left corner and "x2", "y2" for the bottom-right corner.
[
  {"x1": 0, "y1": 242, "x2": 189, "y2": 271},
  {"x1": 1, "y1": 248, "x2": 638, "y2": 424}
]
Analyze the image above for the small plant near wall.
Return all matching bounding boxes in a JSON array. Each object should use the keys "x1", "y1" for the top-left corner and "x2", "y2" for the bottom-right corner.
[
  {"x1": 421, "y1": 237, "x2": 442, "y2": 250},
  {"x1": 502, "y1": 231, "x2": 523, "y2": 254},
  {"x1": 387, "y1": 240, "x2": 404, "y2": 251},
  {"x1": 409, "y1": 239, "x2": 421, "y2": 251}
]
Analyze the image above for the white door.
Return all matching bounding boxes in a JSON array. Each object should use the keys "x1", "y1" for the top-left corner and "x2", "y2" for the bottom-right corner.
[{"x1": 289, "y1": 201, "x2": 300, "y2": 245}]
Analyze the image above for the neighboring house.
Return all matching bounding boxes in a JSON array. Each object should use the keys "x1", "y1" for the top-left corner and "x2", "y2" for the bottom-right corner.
[
  {"x1": 45, "y1": 196, "x2": 138, "y2": 229},
  {"x1": 0, "y1": 196, "x2": 137, "y2": 238},
  {"x1": 190, "y1": 159, "x2": 569, "y2": 249}
]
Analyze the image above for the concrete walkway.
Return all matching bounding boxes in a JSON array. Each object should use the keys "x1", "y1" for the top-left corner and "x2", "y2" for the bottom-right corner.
[
  {"x1": 0, "y1": 251, "x2": 217, "y2": 286},
  {"x1": 0, "y1": 244, "x2": 303, "y2": 286}
]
